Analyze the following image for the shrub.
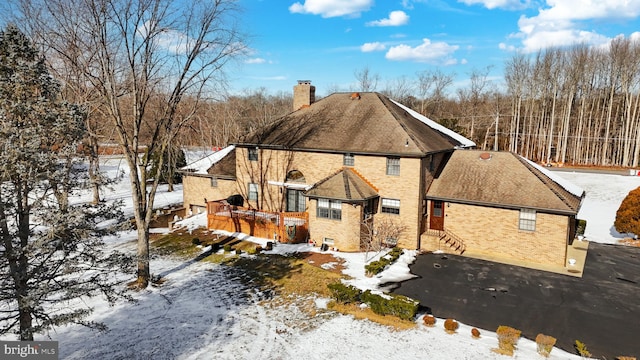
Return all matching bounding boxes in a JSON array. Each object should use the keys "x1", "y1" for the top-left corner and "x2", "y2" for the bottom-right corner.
[
  {"x1": 191, "y1": 238, "x2": 201, "y2": 245},
  {"x1": 444, "y1": 318, "x2": 459, "y2": 333},
  {"x1": 496, "y1": 325, "x2": 521, "y2": 356},
  {"x1": 616, "y1": 357, "x2": 636, "y2": 360},
  {"x1": 423, "y1": 314, "x2": 436, "y2": 327},
  {"x1": 614, "y1": 186, "x2": 640, "y2": 236},
  {"x1": 471, "y1": 328, "x2": 481, "y2": 338},
  {"x1": 247, "y1": 246, "x2": 262, "y2": 255},
  {"x1": 535, "y1": 333, "x2": 556, "y2": 357},
  {"x1": 235, "y1": 249, "x2": 242, "y2": 255},
  {"x1": 223, "y1": 244, "x2": 232, "y2": 253},
  {"x1": 365, "y1": 247, "x2": 404, "y2": 276},
  {"x1": 574, "y1": 340, "x2": 591, "y2": 358},
  {"x1": 327, "y1": 282, "x2": 362, "y2": 304},
  {"x1": 576, "y1": 219, "x2": 587, "y2": 237},
  {"x1": 360, "y1": 290, "x2": 419, "y2": 321}
]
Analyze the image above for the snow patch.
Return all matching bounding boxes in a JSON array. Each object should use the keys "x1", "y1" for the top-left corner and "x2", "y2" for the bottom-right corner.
[
  {"x1": 180, "y1": 145, "x2": 235, "y2": 175},
  {"x1": 390, "y1": 99, "x2": 476, "y2": 148},
  {"x1": 522, "y1": 157, "x2": 585, "y2": 198}
]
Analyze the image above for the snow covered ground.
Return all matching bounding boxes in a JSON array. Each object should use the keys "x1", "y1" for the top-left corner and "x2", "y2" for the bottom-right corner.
[{"x1": 3, "y1": 155, "x2": 640, "y2": 359}]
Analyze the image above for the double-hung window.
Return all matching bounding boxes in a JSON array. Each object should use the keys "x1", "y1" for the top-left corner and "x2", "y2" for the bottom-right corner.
[
  {"x1": 317, "y1": 199, "x2": 342, "y2": 220},
  {"x1": 248, "y1": 148, "x2": 258, "y2": 161},
  {"x1": 519, "y1": 209, "x2": 536, "y2": 231},
  {"x1": 381, "y1": 198, "x2": 400, "y2": 215},
  {"x1": 248, "y1": 183, "x2": 258, "y2": 201},
  {"x1": 210, "y1": 177, "x2": 218, "y2": 187},
  {"x1": 386, "y1": 157, "x2": 400, "y2": 176},
  {"x1": 343, "y1": 153, "x2": 354, "y2": 166}
]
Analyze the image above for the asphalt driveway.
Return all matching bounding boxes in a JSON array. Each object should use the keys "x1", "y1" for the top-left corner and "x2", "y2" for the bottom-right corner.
[{"x1": 393, "y1": 243, "x2": 640, "y2": 359}]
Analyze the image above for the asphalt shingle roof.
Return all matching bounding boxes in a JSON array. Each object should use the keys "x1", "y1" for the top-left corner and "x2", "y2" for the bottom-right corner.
[
  {"x1": 426, "y1": 150, "x2": 583, "y2": 214},
  {"x1": 241, "y1": 92, "x2": 467, "y2": 156},
  {"x1": 304, "y1": 167, "x2": 378, "y2": 202}
]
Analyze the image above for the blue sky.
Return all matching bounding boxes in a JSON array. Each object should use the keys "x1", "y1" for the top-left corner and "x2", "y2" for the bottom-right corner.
[{"x1": 232, "y1": 0, "x2": 640, "y2": 97}]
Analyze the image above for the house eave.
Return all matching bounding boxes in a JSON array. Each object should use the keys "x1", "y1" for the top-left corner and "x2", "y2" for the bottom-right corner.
[
  {"x1": 425, "y1": 196, "x2": 579, "y2": 217},
  {"x1": 232, "y1": 142, "x2": 454, "y2": 158}
]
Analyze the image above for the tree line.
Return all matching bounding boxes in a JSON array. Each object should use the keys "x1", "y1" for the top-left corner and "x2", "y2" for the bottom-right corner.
[{"x1": 169, "y1": 39, "x2": 640, "y2": 169}]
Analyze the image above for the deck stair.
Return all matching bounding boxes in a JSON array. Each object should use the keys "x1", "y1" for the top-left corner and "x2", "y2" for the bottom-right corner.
[{"x1": 439, "y1": 229, "x2": 466, "y2": 254}]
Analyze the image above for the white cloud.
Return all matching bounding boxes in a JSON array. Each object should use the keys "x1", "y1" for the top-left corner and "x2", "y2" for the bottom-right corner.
[
  {"x1": 366, "y1": 11, "x2": 409, "y2": 27},
  {"x1": 458, "y1": 0, "x2": 530, "y2": 10},
  {"x1": 361, "y1": 42, "x2": 386, "y2": 52},
  {"x1": 385, "y1": 38, "x2": 459, "y2": 64},
  {"x1": 245, "y1": 58, "x2": 267, "y2": 64},
  {"x1": 289, "y1": 0, "x2": 373, "y2": 18},
  {"x1": 514, "y1": 0, "x2": 640, "y2": 52}
]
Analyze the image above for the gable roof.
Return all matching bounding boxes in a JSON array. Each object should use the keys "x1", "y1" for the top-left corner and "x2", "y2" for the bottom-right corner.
[
  {"x1": 304, "y1": 167, "x2": 379, "y2": 202},
  {"x1": 180, "y1": 145, "x2": 236, "y2": 179},
  {"x1": 426, "y1": 150, "x2": 584, "y2": 215},
  {"x1": 239, "y1": 92, "x2": 474, "y2": 157}
]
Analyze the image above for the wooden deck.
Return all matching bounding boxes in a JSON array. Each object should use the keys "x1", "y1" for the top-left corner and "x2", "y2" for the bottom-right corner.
[{"x1": 207, "y1": 201, "x2": 309, "y2": 243}]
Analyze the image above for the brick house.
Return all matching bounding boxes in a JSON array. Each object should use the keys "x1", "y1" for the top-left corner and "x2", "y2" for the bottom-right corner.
[{"x1": 181, "y1": 81, "x2": 584, "y2": 269}]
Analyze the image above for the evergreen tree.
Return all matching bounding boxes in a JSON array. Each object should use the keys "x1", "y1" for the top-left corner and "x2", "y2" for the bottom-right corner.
[
  {"x1": 614, "y1": 186, "x2": 640, "y2": 237},
  {"x1": 0, "y1": 25, "x2": 131, "y2": 341}
]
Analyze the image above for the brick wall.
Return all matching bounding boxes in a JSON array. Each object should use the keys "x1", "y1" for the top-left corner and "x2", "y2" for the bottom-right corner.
[
  {"x1": 234, "y1": 147, "x2": 424, "y2": 250},
  {"x1": 182, "y1": 175, "x2": 238, "y2": 214},
  {"x1": 424, "y1": 202, "x2": 569, "y2": 266}
]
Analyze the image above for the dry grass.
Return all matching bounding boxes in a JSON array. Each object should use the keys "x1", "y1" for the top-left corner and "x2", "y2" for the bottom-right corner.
[
  {"x1": 150, "y1": 228, "x2": 257, "y2": 261},
  {"x1": 152, "y1": 229, "x2": 418, "y2": 330},
  {"x1": 328, "y1": 302, "x2": 417, "y2": 330},
  {"x1": 620, "y1": 238, "x2": 640, "y2": 247}
]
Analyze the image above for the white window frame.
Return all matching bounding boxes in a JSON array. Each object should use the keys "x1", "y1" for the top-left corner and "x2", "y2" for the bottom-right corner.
[
  {"x1": 381, "y1": 198, "x2": 400, "y2": 215},
  {"x1": 519, "y1": 209, "x2": 536, "y2": 231},
  {"x1": 210, "y1": 177, "x2": 218, "y2": 187},
  {"x1": 386, "y1": 157, "x2": 400, "y2": 176},
  {"x1": 317, "y1": 198, "x2": 342, "y2": 220},
  {"x1": 248, "y1": 183, "x2": 258, "y2": 201},
  {"x1": 343, "y1": 153, "x2": 354, "y2": 166}
]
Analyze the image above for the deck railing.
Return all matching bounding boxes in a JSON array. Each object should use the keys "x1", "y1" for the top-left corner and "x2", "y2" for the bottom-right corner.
[{"x1": 207, "y1": 201, "x2": 309, "y2": 243}]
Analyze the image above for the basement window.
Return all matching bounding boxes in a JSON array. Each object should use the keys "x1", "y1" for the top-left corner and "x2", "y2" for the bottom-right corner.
[{"x1": 519, "y1": 209, "x2": 536, "y2": 231}]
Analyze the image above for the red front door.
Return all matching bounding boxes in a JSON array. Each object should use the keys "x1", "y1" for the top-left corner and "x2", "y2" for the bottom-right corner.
[{"x1": 430, "y1": 200, "x2": 444, "y2": 230}]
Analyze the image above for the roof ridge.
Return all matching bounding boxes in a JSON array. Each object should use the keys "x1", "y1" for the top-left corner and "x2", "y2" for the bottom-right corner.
[
  {"x1": 348, "y1": 167, "x2": 379, "y2": 192},
  {"x1": 514, "y1": 153, "x2": 579, "y2": 211}
]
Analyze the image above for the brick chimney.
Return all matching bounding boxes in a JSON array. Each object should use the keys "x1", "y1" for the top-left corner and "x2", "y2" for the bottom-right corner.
[{"x1": 293, "y1": 80, "x2": 315, "y2": 111}]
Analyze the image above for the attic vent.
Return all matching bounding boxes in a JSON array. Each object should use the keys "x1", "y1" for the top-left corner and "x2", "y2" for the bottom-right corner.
[
  {"x1": 479, "y1": 152, "x2": 492, "y2": 160},
  {"x1": 350, "y1": 92, "x2": 361, "y2": 100}
]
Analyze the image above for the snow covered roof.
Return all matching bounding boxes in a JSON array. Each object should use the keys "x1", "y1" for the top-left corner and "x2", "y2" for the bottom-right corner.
[
  {"x1": 180, "y1": 145, "x2": 235, "y2": 175},
  {"x1": 390, "y1": 99, "x2": 476, "y2": 148},
  {"x1": 521, "y1": 157, "x2": 585, "y2": 198}
]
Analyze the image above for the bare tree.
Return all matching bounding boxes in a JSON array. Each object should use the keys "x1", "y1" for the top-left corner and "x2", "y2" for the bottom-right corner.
[
  {"x1": 416, "y1": 69, "x2": 454, "y2": 115},
  {"x1": 360, "y1": 217, "x2": 407, "y2": 262},
  {"x1": 354, "y1": 66, "x2": 380, "y2": 92},
  {"x1": 13, "y1": 0, "x2": 247, "y2": 288}
]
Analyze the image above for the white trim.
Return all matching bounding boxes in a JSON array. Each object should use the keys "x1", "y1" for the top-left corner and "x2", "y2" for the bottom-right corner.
[{"x1": 267, "y1": 180, "x2": 313, "y2": 190}]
